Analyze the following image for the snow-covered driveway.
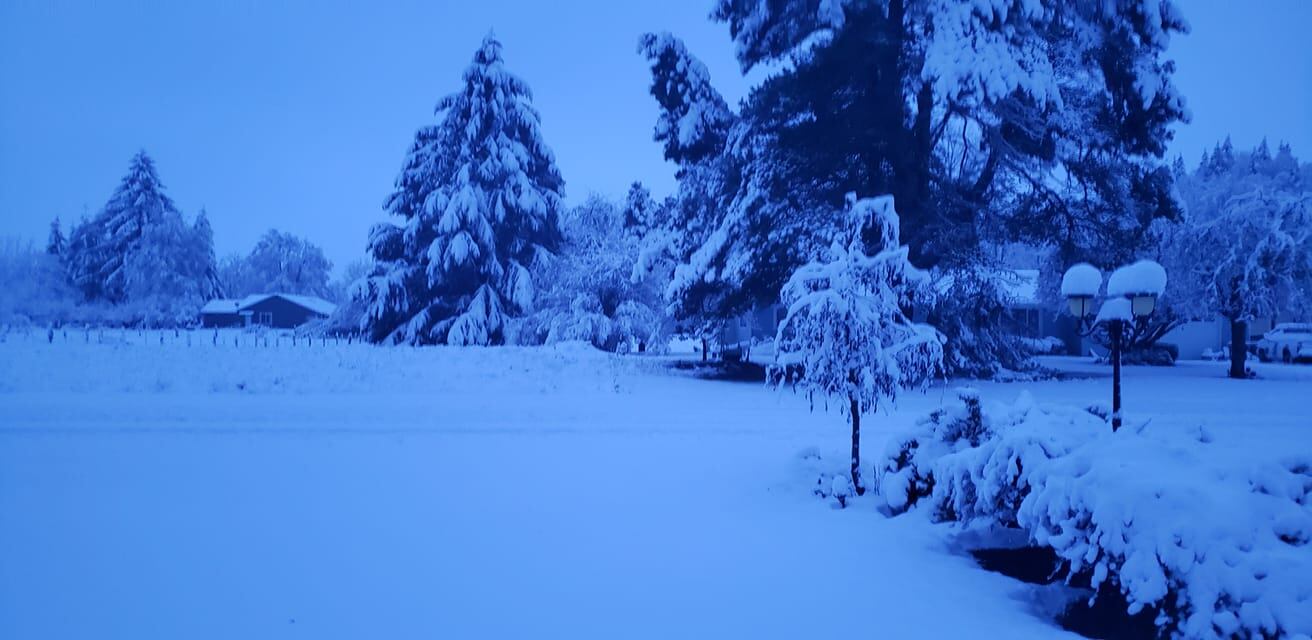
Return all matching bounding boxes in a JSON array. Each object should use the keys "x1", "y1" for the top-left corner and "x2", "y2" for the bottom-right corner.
[{"x1": 4, "y1": 337, "x2": 1306, "y2": 638}]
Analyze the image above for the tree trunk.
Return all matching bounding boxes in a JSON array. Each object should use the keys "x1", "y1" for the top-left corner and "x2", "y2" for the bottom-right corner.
[
  {"x1": 850, "y1": 396, "x2": 864, "y2": 496},
  {"x1": 1110, "y1": 319, "x2": 1122, "y2": 431},
  {"x1": 700, "y1": 337, "x2": 708, "y2": 363},
  {"x1": 1229, "y1": 319, "x2": 1248, "y2": 379}
]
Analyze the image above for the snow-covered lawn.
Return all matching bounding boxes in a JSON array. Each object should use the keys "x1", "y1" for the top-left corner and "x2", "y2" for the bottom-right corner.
[{"x1": 1, "y1": 333, "x2": 1308, "y2": 638}]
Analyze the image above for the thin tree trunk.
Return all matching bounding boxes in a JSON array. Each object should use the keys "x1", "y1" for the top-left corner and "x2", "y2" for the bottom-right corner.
[
  {"x1": 850, "y1": 396, "x2": 864, "y2": 496},
  {"x1": 701, "y1": 337, "x2": 708, "y2": 363},
  {"x1": 1111, "y1": 319, "x2": 1122, "y2": 431},
  {"x1": 1229, "y1": 319, "x2": 1248, "y2": 379}
]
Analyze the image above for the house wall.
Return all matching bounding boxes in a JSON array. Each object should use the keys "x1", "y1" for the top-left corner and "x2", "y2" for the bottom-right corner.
[
  {"x1": 1161, "y1": 320, "x2": 1225, "y2": 359},
  {"x1": 1153, "y1": 317, "x2": 1281, "y2": 360},
  {"x1": 720, "y1": 305, "x2": 784, "y2": 346},
  {"x1": 243, "y1": 296, "x2": 325, "y2": 329}
]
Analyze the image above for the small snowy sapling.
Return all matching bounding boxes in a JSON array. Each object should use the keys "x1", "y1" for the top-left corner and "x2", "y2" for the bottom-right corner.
[{"x1": 772, "y1": 194, "x2": 943, "y2": 495}]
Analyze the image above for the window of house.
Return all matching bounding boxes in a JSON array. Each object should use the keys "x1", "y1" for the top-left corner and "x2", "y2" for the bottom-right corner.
[{"x1": 258, "y1": 312, "x2": 273, "y2": 326}]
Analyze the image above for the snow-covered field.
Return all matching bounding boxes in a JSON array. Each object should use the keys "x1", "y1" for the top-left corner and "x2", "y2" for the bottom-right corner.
[{"x1": 1, "y1": 331, "x2": 1309, "y2": 638}]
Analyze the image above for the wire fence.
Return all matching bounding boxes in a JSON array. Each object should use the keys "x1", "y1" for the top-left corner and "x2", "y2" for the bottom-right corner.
[{"x1": 0, "y1": 325, "x2": 363, "y2": 349}]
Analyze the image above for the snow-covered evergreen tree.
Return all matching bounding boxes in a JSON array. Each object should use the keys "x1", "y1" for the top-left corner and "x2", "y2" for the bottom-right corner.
[
  {"x1": 56, "y1": 152, "x2": 220, "y2": 323},
  {"x1": 773, "y1": 194, "x2": 943, "y2": 494},
  {"x1": 361, "y1": 33, "x2": 565, "y2": 345},
  {"x1": 64, "y1": 216, "x2": 105, "y2": 301},
  {"x1": 643, "y1": 1, "x2": 1187, "y2": 375},
  {"x1": 122, "y1": 208, "x2": 219, "y2": 325},
  {"x1": 636, "y1": 33, "x2": 735, "y2": 166},
  {"x1": 621, "y1": 182, "x2": 658, "y2": 241},
  {"x1": 189, "y1": 209, "x2": 223, "y2": 300},
  {"x1": 46, "y1": 218, "x2": 66, "y2": 257},
  {"x1": 95, "y1": 151, "x2": 185, "y2": 303},
  {"x1": 1164, "y1": 142, "x2": 1312, "y2": 377}
]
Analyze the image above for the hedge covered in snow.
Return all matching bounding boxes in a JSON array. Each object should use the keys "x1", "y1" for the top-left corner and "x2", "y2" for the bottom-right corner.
[{"x1": 876, "y1": 390, "x2": 1312, "y2": 639}]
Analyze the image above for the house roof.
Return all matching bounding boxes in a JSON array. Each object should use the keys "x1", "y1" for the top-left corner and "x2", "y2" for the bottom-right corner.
[
  {"x1": 200, "y1": 299, "x2": 243, "y2": 314},
  {"x1": 200, "y1": 293, "x2": 337, "y2": 317}
]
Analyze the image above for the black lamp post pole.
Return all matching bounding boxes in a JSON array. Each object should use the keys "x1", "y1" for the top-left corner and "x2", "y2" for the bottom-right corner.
[{"x1": 1110, "y1": 319, "x2": 1123, "y2": 432}]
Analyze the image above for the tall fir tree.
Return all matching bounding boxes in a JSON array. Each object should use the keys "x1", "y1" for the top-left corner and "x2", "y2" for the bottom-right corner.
[
  {"x1": 362, "y1": 33, "x2": 565, "y2": 345},
  {"x1": 95, "y1": 150, "x2": 184, "y2": 302},
  {"x1": 59, "y1": 151, "x2": 220, "y2": 317}
]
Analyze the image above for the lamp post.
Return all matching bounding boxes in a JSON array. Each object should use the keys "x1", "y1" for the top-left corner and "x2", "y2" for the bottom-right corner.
[{"x1": 1061, "y1": 261, "x2": 1166, "y2": 431}]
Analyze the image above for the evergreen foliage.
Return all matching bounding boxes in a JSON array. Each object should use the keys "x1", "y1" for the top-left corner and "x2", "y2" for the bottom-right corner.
[{"x1": 361, "y1": 34, "x2": 565, "y2": 345}]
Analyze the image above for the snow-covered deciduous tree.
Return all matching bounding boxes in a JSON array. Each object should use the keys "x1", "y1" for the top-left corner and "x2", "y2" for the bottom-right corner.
[
  {"x1": 0, "y1": 238, "x2": 79, "y2": 326},
  {"x1": 1164, "y1": 141, "x2": 1312, "y2": 377},
  {"x1": 520, "y1": 195, "x2": 666, "y2": 351},
  {"x1": 361, "y1": 33, "x2": 564, "y2": 345},
  {"x1": 220, "y1": 229, "x2": 333, "y2": 299},
  {"x1": 773, "y1": 194, "x2": 943, "y2": 495}
]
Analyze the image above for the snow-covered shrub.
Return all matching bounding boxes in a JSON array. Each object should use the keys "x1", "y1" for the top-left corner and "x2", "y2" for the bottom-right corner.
[
  {"x1": 1020, "y1": 446, "x2": 1312, "y2": 638},
  {"x1": 876, "y1": 389, "x2": 1102, "y2": 523},
  {"x1": 878, "y1": 392, "x2": 1312, "y2": 638}
]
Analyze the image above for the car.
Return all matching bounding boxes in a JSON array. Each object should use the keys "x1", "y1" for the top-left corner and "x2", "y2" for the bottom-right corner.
[{"x1": 1255, "y1": 323, "x2": 1312, "y2": 363}]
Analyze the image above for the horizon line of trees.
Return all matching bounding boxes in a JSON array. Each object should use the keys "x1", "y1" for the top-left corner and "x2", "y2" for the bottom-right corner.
[
  {"x1": 5, "y1": 3, "x2": 1309, "y2": 374},
  {"x1": 3, "y1": 151, "x2": 356, "y2": 328}
]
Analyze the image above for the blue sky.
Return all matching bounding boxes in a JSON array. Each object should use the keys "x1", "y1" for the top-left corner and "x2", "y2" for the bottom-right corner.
[{"x1": 1, "y1": 0, "x2": 1308, "y2": 271}]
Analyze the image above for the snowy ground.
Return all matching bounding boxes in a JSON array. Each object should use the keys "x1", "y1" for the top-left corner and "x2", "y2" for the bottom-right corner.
[{"x1": 1, "y1": 331, "x2": 1309, "y2": 638}]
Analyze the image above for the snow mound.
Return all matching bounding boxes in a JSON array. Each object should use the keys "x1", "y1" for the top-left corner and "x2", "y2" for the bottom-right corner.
[
  {"x1": 1060, "y1": 263, "x2": 1101, "y2": 297},
  {"x1": 876, "y1": 392, "x2": 1312, "y2": 639},
  {"x1": 1106, "y1": 260, "x2": 1167, "y2": 297},
  {"x1": 1095, "y1": 297, "x2": 1132, "y2": 323}
]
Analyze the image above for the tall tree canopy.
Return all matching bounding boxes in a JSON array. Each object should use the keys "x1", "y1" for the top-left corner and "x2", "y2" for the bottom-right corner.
[
  {"x1": 640, "y1": 0, "x2": 1188, "y2": 375},
  {"x1": 220, "y1": 229, "x2": 334, "y2": 299},
  {"x1": 362, "y1": 33, "x2": 565, "y2": 345},
  {"x1": 1159, "y1": 140, "x2": 1311, "y2": 377}
]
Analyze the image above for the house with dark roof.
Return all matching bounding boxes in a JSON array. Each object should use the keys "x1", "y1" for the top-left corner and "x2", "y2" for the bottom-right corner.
[{"x1": 200, "y1": 293, "x2": 336, "y2": 329}]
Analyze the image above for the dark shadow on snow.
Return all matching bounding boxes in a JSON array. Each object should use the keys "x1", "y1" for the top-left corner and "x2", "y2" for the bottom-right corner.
[{"x1": 970, "y1": 546, "x2": 1161, "y2": 640}]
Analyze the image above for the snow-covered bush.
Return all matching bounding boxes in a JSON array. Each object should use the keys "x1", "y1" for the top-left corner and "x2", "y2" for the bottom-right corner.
[
  {"x1": 877, "y1": 389, "x2": 1102, "y2": 523},
  {"x1": 877, "y1": 392, "x2": 1312, "y2": 638}
]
